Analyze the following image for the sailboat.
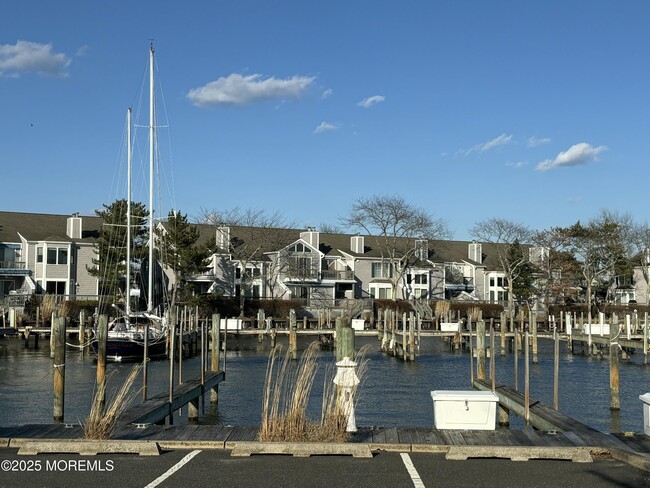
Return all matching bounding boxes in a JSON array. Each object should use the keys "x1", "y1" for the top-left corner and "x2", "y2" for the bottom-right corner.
[{"x1": 92, "y1": 45, "x2": 169, "y2": 362}]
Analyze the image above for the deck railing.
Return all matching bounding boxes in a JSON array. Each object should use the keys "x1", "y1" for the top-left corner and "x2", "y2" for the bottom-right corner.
[{"x1": 321, "y1": 270, "x2": 354, "y2": 280}]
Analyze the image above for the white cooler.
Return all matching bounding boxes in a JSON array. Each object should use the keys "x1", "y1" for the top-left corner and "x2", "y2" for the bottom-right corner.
[{"x1": 431, "y1": 390, "x2": 499, "y2": 430}]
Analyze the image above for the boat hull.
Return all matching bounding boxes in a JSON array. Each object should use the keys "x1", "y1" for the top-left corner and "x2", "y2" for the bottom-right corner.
[{"x1": 91, "y1": 337, "x2": 167, "y2": 363}]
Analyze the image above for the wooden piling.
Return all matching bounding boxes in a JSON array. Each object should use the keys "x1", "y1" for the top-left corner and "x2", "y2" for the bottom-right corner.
[
  {"x1": 211, "y1": 313, "x2": 221, "y2": 404},
  {"x1": 289, "y1": 309, "x2": 297, "y2": 360},
  {"x1": 53, "y1": 317, "x2": 66, "y2": 423},
  {"x1": 335, "y1": 316, "x2": 355, "y2": 361},
  {"x1": 643, "y1": 312, "x2": 648, "y2": 364},
  {"x1": 524, "y1": 330, "x2": 530, "y2": 425},
  {"x1": 532, "y1": 311, "x2": 538, "y2": 364},
  {"x1": 476, "y1": 319, "x2": 486, "y2": 380},
  {"x1": 513, "y1": 325, "x2": 519, "y2": 391},
  {"x1": 500, "y1": 312, "x2": 506, "y2": 356},
  {"x1": 552, "y1": 328, "x2": 559, "y2": 411},
  {"x1": 96, "y1": 315, "x2": 108, "y2": 413},
  {"x1": 490, "y1": 322, "x2": 496, "y2": 392},
  {"x1": 609, "y1": 320, "x2": 620, "y2": 410},
  {"x1": 168, "y1": 318, "x2": 176, "y2": 425},
  {"x1": 408, "y1": 312, "x2": 415, "y2": 361}
]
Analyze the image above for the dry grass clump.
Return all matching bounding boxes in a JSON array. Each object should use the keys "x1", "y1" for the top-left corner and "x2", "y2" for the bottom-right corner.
[
  {"x1": 40, "y1": 294, "x2": 57, "y2": 321},
  {"x1": 84, "y1": 364, "x2": 142, "y2": 440},
  {"x1": 260, "y1": 342, "x2": 369, "y2": 443},
  {"x1": 435, "y1": 300, "x2": 450, "y2": 320}
]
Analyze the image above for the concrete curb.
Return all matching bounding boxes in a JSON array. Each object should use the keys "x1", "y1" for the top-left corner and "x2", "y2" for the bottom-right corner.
[
  {"x1": 609, "y1": 447, "x2": 650, "y2": 472},
  {"x1": 0, "y1": 439, "x2": 9, "y2": 448},
  {"x1": 230, "y1": 441, "x2": 373, "y2": 458},
  {"x1": 445, "y1": 446, "x2": 593, "y2": 462},
  {"x1": 16, "y1": 439, "x2": 161, "y2": 456}
]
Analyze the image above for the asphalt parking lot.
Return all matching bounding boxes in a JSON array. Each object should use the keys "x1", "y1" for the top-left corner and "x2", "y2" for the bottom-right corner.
[{"x1": 1, "y1": 447, "x2": 649, "y2": 488}]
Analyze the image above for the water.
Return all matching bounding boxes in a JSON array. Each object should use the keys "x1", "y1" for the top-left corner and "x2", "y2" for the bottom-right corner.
[{"x1": 1, "y1": 334, "x2": 649, "y2": 433}]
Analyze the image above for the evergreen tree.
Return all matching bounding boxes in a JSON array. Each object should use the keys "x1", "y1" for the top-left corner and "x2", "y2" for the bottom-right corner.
[
  {"x1": 157, "y1": 210, "x2": 209, "y2": 306},
  {"x1": 87, "y1": 199, "x2": 148, "y2": 306}
]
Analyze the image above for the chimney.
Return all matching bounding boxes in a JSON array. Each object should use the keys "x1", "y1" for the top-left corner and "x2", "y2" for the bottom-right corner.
[
  {"x1": 415, "y1": 239, "x2": 428, "y2": 260},
  {"x1": 468, "y1": 241, "x2": 482, "y2": 263},
  {"x1": 216, "y1": 226, "x2": 230, "y2": 250},
  {"x1": 300, "y1": 228, "x2": 319, "y2": 250},
  {"x1": 66, "y1": 214, "x2": 82, "y2": 239},
  {"x1": 351, "y1": 235, "x2": 364, "y2": 254}
]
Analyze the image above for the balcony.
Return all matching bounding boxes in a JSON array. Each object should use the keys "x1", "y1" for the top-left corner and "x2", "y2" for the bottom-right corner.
[
  {"x1": 321, "y1": 270, "x2": 355, "y2": 281},
  {"x1": 0, "y1": 261, "x2": 29, "y2": 276}
]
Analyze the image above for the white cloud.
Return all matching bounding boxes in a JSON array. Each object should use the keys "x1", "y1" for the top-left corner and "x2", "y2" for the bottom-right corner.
[
  {"x1": 187, "y1": 73, "x2": 316, "y2": 107},
  {"x1": 480, "y1": 133, "x2": 512, "y2": 151},
  {"x1": 527, "y1": 136, "x2": 551, "y2": 147},
  {"x1": 357, "y1": 95, "x2": 385, "y2": 108},
  {"x1": 506, "y1": 161, "x2": 528, "y2": 169},
  {"x1": 321, "y1": 88, "x2": 333, "y2": 99},
  {"x1": 536, "y1": 142, "x2": 607, "y2": 172},
  {"x1": 459, "y1": 133, "x2": 513, "y2": 156},
  {"x1": 313, "y1": 121, "x2": 339, "y2": 134},
  {"x1": 0, "y1": 40, "x2": 71, "y2": 77}
]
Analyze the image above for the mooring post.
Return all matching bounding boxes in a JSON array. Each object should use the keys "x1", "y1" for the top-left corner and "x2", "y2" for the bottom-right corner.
[
  {"x1": 500, "y1": 311, "x2": 506, "y2": 356},
  {"x1": 53, "y1": 316, "x2": 66, "y2": 423},
  {"x1": 96, "y1": 314, "x2": 108, "y2": 413},
  {"x1": 610, "y1": 316, "x2": 620, "y2": 410},
  {"x1": 554, "y1": 324, "x2": 559, "y2": 410},
  {"x1": 490, "y1": 321, "x2": 496, "y2": 391},
  {"x1": 168, "y1": 317, "x2": 176, "y2": 425},
  {"x1": 211, "y1": 313, "x2": 221, "y2": 404},
  {"x1": 643, "y1": 312, "x2": 648, "y2": 364},
  {"x1": 409, "y1": 311, "x2": 415, "y2": 361},
  {"x1": 524, "y1": 330, "x2": 530, "y2": 425},
  {"x1": 532, "y1": 311, "x2": 538, "y2": 364},
  {"x1": 50, "y1": 310, "x2": 57, "y2": 359},
  {"x1": 336, "y1": 316, "x2": 355, "y2": 361},
  {"x1": 79, "y1": 309, "x2": 85, "y2": 358},
  {"x1": 476, "y1": 319, "x2": 486, "y2": 380},
  {"x1": 289, "y1": 309, "x2": 297, "y2": 360},
  {"x1": 402, "y1": 312, "x2": 407, "y2": 361},
  {"x1": 513, "y1": 324, "x2": 519, "y2": 391}
]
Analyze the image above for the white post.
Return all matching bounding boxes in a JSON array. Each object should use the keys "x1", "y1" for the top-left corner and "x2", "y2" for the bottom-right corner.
[
  {"x1": 333, "y1": 357, "x2": 359, "y2": 432},
  {"x1": 626, "y1": 314, "x2": 631, "y2": 340}
]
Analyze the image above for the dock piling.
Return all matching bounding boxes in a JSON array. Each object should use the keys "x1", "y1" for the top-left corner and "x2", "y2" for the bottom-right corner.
[{"x1": 53, "y1": 317, "x2": 66, "y2": 423}]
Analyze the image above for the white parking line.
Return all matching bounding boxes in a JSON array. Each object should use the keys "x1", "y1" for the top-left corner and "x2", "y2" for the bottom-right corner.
[
  {"x1": 400, "y1": 452, "x2": 426, "y2": 488},
  {"x1": 144, "y1": 449, "x2": 202, "y2": 488}
]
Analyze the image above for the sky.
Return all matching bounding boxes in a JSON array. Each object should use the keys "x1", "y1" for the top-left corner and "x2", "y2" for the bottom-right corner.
[{"x1": 2, "y1": 1, "x2": 649, "y2": 241}]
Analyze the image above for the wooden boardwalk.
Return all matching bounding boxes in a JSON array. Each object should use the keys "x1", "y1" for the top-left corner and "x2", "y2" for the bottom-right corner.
[{"x1": 1, "y1": 423, "x2": 649, "y2": 454}]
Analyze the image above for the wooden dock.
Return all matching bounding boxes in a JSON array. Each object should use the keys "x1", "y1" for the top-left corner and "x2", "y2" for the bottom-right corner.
[{"x1": 2, "y1": 423, "x2": 648, "y2": 462}]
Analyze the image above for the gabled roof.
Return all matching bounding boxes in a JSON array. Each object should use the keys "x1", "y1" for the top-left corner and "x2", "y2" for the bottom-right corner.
[{"x1": 0, "y1": 211, "x2": 101, "y2": 244}]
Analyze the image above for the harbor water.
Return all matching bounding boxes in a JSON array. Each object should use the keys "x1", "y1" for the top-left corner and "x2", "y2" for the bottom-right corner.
[{"x1": 1, "y1": 334, "x2": 649, "y2": 433}]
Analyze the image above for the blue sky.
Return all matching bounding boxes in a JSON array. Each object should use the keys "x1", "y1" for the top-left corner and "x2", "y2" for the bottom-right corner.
[{"x1": 2, "y1": 1, "x2": 649, "y2": 240}]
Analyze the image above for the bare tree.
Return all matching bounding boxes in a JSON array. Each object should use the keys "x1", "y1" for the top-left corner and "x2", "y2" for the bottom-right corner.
[
  {"x1": 197, "y1": 207, "x2": 295, "y2": 315},
  {"x1": 630, "y1": 220, "x2": 650, "y2": 304},
  {"x1": 342, "y1": 194, "x2": 451, "y2": 300},
  {"x1": 558, "y1": 211, "x2": 630, "y2": 319},
  {"x1": 470, "y1": 218, "x2": 531, "y2": 330}
]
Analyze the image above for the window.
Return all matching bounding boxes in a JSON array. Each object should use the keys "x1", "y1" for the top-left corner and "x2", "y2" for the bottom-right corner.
[
  {"x1": 45, "y1": 281, "x2": 66, "y2": 295},
  {"x1": 37, "y1": 247, "x2": 43, "y2": 263},
  {"x1": 45, "y1": 247, "x2": 68, "y2": 265},
  {"x1": 489, "y1": 277, "x2": 495, "y2": 286},
  {"x1": 370, "y1": 285, "x2": 392, "y2": 299},
  {"x1": 414, "y1": 289, "x2": 428, "y2": 299},
  {"x1": 235, "y1": 267, "x2": 241, "y2": 279},
  {"x1": 290, "y1": 243, "x2": 311, "y2": 253},
  {"x1": 414, "y1": 274, "x2": 427, "y2": 285},
  {"x1": 371, "y1": 262, "x2": 392, "y2": 278}
]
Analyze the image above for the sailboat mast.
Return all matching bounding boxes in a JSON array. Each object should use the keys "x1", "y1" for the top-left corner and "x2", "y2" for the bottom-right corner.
[
  {"x1": 148, "y1": 44, "x2": 154, "y2": 313},
  {"x1": 126, "y1": 107, "x2": 132, "y2": 319}
]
